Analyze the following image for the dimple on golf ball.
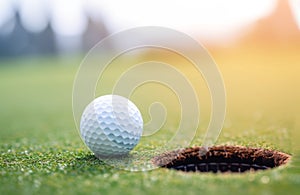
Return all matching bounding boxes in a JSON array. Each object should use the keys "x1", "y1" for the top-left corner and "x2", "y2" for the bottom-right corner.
[{"x1": 80, "y1": 95, "x2": 143, "y2": 157}]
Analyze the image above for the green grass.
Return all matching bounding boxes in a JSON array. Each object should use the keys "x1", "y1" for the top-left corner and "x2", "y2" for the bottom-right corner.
[{"x1": 0, "y1": 48, "x2": 300, "y2": 195}]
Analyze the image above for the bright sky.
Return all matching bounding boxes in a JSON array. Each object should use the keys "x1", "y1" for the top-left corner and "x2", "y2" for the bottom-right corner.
[
  {"x1": 290, "y1": 0, "x2": 300, "y2": 29},
  {"x1": 88, "y1": 0, "x2": 277, "y2": 39},
  {"x1": 0, "y1": 0, "x2": 299, "y2": 39}
]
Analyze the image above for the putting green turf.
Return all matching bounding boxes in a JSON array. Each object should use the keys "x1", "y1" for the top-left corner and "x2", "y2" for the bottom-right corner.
[{"x1": 0, "y1": 46, "x2": 300, "y2": 195}]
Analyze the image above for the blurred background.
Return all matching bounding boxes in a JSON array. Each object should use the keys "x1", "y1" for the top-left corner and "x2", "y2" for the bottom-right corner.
[
  {"x1": 0, "y1": 0, "x2": 299, "y2": 57},
  {"x1": 0, "y1": 0, "x2": 299, "y2": 147}
]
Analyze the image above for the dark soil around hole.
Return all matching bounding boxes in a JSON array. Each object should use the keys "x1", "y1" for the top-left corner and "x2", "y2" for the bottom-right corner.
[{"x1": 152, "y1": 145, "x2": 291, "y2": 173}]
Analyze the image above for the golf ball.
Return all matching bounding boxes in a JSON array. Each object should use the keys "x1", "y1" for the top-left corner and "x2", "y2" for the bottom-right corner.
[{"x1": 80, "y1": 95, "x2": 143, "y2": 157}]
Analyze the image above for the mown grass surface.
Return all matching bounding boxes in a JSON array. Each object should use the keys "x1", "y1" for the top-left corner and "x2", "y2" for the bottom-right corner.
[{"x1": 0, "y1": 45, "x2": 299, "y2": 195}]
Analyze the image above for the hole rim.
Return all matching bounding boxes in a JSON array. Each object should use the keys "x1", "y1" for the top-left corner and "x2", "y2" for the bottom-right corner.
[{"x1": 152, "y1": 145, "x2": 291, "y2": 173}]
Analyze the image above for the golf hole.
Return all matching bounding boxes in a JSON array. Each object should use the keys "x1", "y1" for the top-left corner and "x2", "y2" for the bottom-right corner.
[{"x1": 153, "y1": 146, "x2": 291, "y2": 173}]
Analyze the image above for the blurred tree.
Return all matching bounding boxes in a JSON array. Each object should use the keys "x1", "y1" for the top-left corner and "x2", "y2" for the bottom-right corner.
[
  {"x1": 29, "y1": 21, "x2": 56, "y2": 56},
  {"x1": 0, "y1": 5, "x2": 112, "y2": 59},
  {"x1": 242, "y1": 0, "x2": 300, "y2": 45},
  {"x1": 0, "y1": 11, "x2": 30, "y2": 57},
  {"x1": 0, "y1": 10, "x2": 57, "y2": 58},
  {"x1": 82, "y1": 15, "x2": 110, "y2": 51}
]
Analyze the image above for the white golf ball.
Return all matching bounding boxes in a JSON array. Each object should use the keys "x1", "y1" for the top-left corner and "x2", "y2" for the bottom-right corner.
[{"x1": 80, "y1": 95, "x2": 143, "y2": 157}]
